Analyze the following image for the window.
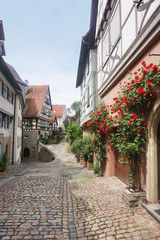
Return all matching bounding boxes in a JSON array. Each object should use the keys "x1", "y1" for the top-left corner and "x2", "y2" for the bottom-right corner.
[
  {"x1": 102, "y1": 2, "x2": 121, "y2": 67},
  {"x1": 7, "y1": 87, "x2": 11, "y2": 102},
  {"x1": 103, "y1": 27, "x2": 109, "y2": 65},
  {"x1": 87, "y1": 86, "x2": 90, "y2": 107},
  {"x1": 7, "y1": 116, "x2": 10, "y2": 129},
  {"x1": 0, "y1": 113, "x2": 3, "y2": 127},
  {"x1": 110, "y1": 3, "x2": 120, "y2": 48},
  {"x1": 80, "y1": 84, "x2": 83, "y2": 96},
  {"x1": 48, "y1": 111, "x2": 51, "y2": 117},
  {"x1": 2, "y1": 84, "x2": 7, "y2": 98},
  {"x1": 27, "y1": 119, "x2": 32, "y2": 126},
  {"x1": 41, "y1": 120, "x2": 45, "y2": 128},
  {"x1": 42, "y1": 107, "x2": 46, "y2": 114},
  {"x1": 0, "y1": 143, "x2": 2, "y2": 160},
  {"x1": 11, "y1": 92, "x2": 14, "y2": 104},
  {"x1": 4, "y1": 115, "x2": 7, "y2": 129}
]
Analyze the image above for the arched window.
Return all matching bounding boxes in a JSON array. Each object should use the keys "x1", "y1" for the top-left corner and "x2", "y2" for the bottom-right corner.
[{"x1": 24, "y1": 148, "x2": 30, "y2": 157}]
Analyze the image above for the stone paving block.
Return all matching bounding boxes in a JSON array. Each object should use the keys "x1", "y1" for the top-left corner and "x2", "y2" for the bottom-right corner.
[{"x1": 0, "y1": 141, "x2": 160, "y2": 240}]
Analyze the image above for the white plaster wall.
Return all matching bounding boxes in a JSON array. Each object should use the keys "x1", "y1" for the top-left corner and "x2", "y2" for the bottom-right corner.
[
  {"x1": 0, "y1": 73, "x2": 15, "y2": 138},
  {"x1": 96, "y1": 0, "x2": 159, "y2": 91}
]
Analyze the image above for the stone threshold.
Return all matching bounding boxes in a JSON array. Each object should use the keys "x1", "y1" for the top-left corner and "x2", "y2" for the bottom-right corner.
[{"x1": 141, "y1": 201, "x2": 160, "y2": 224}]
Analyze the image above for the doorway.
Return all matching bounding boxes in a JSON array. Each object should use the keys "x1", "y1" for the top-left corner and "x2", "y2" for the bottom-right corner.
[{"x1": 24, "y1": 148, "x2": 30, "y2": 157}]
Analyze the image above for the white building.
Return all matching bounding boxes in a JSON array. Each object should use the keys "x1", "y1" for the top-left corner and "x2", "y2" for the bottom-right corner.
[
  {"x1": 52, "y1": 105, "x2": 66, "y2": 129},
  {"x1": 0, "y1": 56, "x2": 25, "y2": 164},
  {"x1": 76, "y1": 0, "x2": 98, "y2": 129}
]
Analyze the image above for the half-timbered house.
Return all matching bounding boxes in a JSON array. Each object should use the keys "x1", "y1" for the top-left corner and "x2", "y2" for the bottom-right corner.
[
  {"x1": 94, "y1": 0, "x2": 160, "y2": 203},
  {"x1": 22, "y1": 85, "x2": 52, "y2": 160},
  {"x1": 77, "y1": 0, "x2": 160, "y2": 203}
]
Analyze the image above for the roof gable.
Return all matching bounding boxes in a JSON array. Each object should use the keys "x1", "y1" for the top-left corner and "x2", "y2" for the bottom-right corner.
[
  {"x1": 52, "y1": 105, "x2": 66, "y2": 118},
  {"x1": 23, "y1": 85, "x2": 49, "y2": 117}
]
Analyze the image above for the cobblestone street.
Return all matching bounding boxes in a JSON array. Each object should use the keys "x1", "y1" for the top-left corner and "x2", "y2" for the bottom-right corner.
[{"x1": 0, "y1": 141, "x2": 160, "y2": 240}]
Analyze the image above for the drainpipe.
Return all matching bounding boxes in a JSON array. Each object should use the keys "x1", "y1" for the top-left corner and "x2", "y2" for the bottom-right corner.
[
  {"x1": 12, "y1": 90, "x2": 21, "y2": 165},
  {"x1": 12, "y1": 92, "x2": 17, "y2": 165}
]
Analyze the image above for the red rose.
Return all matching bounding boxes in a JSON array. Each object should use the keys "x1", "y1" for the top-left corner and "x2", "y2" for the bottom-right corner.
[
  {"x1": 153, "y1": 65, "x2": 158, "y2": 72},
  {"x1": 135, "y1": 76, "x2": 139, "y2": 80},
  {"x1": 142, "y1": 61, "x2": 146, "y2": 66},
  {"x1": 147, "y1": 82, "x2": 152, "y2": 87},
  {"x1": 144, "y1": 123, "x2": 147, "y2": 127},
  {"x1": 137, "y1": 129, "x2": 141, "y2": 133},
  {"x1": 138, "y1": 88, "x2": 145, "y2": 94},
  {"x1": 143, "y1": 69, "x2": 148, "y2": 75}
]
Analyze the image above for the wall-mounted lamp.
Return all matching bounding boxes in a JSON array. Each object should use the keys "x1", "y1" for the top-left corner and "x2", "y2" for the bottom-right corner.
[{"x1": 149, "y1": 53, "x2": 160, "y2": 56}]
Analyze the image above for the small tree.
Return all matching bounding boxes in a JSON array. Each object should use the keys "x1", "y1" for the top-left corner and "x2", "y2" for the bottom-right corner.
[{"x1": 67, "y1": 124, "x2": 82, "y2": 145}]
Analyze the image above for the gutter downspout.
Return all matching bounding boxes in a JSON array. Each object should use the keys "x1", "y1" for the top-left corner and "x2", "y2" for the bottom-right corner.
[
  {"x1": 12, "y1": 90, "x2": 21, "y2": 165},
  {"x1": 12, "y1": 92, "x2": 17, "y2": 165}
]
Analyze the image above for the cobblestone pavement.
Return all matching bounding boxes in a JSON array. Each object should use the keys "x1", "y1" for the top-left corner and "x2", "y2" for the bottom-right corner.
[{"x1": 0, "y1": 141, "x2": 160, "y2": 239}]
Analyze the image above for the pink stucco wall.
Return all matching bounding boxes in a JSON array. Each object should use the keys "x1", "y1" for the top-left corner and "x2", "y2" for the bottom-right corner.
[{"x1": 102, "y1": 38, "x2": 160, "y2": 188}]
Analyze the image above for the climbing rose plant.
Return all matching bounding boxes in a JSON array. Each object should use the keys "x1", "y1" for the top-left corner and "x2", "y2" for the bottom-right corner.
[
  {"x1": 112, "y1": 62, "x2": 160, "y2": 188},
  {"x1": 85, "y1": 104, "x2": 113, "y2": 173},
  {"x1": 86, "y1": 62, "x2": 160, "y2": 187}
]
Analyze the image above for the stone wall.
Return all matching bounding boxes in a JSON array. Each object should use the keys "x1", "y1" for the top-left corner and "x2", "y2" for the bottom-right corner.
[
  {"x1": 0, "y1": 133, "x2": 12, "y2": 163},
  {"x1": 38, "y1": 142, "x2": 54, "y2": 162},
  {"x1": 22, "y1": 131, "x2": 39, "y2": 161}
]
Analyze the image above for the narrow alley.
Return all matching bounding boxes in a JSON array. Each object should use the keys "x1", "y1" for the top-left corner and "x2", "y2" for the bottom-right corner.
[{"x1": 0, "y1": 141, "x2": 160, "y2": 240}]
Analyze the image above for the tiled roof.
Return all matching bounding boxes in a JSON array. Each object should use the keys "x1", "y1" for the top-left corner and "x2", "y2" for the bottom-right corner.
[
  {"x1": 50, "y1": 110, "x2": 56, "y2": 124},
  {"x1": 52, "y1": 105, "x2": 66, "y2": 118},
  {"x1": 6, "y1": 63, "x2": 26, "y2": 86},
  {"x1": 23, "y1": 85, "x2": 48, "y2": 117}
]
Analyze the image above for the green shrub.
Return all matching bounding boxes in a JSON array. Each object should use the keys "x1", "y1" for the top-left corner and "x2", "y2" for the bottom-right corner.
[
  {"x1": 0, "y1": 153, "x2": 7, "y2": 172},
  {"x1": 93, "y1": 164, "x2": 100, "y2": 174},
  {"x1": 71, "y1": 138, "x2": 84, "y2": 159},
  {"x1": 81, "y1": 136, "x2": 94, "y2": 161},
  {"x1": 67, "y1": 124, "x2": 82, "y2": 144}
]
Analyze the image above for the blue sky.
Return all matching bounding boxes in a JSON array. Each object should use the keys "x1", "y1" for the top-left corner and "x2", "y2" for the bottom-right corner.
[{"x1": 1, "y1": 0, "x2": 91, "y2": 108}]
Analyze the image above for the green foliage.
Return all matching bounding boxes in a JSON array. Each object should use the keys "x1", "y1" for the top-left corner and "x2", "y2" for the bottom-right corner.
[
  {"x1": 63, "y1": 116, "x2": 70, "y2": 130},
  {"x1": 85, "y1": 103, "x2": 111, "y2": 164},
  {"x1": 67, "y1": 124, "x2": 82, "y2": 144},
  {"x1": 51, "y1": 127, "x2": 64, "y2": 144},
  {"x1": 81, "y1": 136, "x2": 94, "y2": 161},
  {"x1": 71, "y1": 138, "x2": 84, "y2": 159},
  {"x1": 0, "y1": 153, "x2": 7, "y2": 172},
  {"x1": 85, "y1": 62, "x2": 160, "y2": 184},
  {"x1": 93, "y1": 164, "x2": 100, "y2": 174},
  {"x1": 111, "y1": 62, "x2": 160, "y2": 188}
]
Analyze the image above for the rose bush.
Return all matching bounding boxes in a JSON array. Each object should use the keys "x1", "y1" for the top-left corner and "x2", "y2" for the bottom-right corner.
[{"x1": 85, "y1": 62, "x2": 160, "y2": 185}]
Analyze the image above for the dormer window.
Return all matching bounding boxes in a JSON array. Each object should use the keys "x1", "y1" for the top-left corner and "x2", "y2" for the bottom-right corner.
[
  {"x1": 48, "y1": 111, "x2": 51, "y2": 117},
  {"x1": 42, "y1": 107, "x2": 46, "y2": 114}
]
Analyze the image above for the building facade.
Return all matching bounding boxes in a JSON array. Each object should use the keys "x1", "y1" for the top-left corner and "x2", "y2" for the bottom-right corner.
[
  {"x1": 52, "y1": 105, "x2": 66, "y2": 130},
  {"x1": 0, "y1": 57, "x2": 25, "y2": 165},
  {"x1": 22, "y1": 85, "x2": 52, "y2": 160},
  {"x1": 76, "y1": 0, "x2": 98, "y2": 133},
  {"x1": 95, "y1": 0, "x2": 160, "y2": 203},
  {"x1": 77, "y1": 0, "x2": 160, "y2": 203}
]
